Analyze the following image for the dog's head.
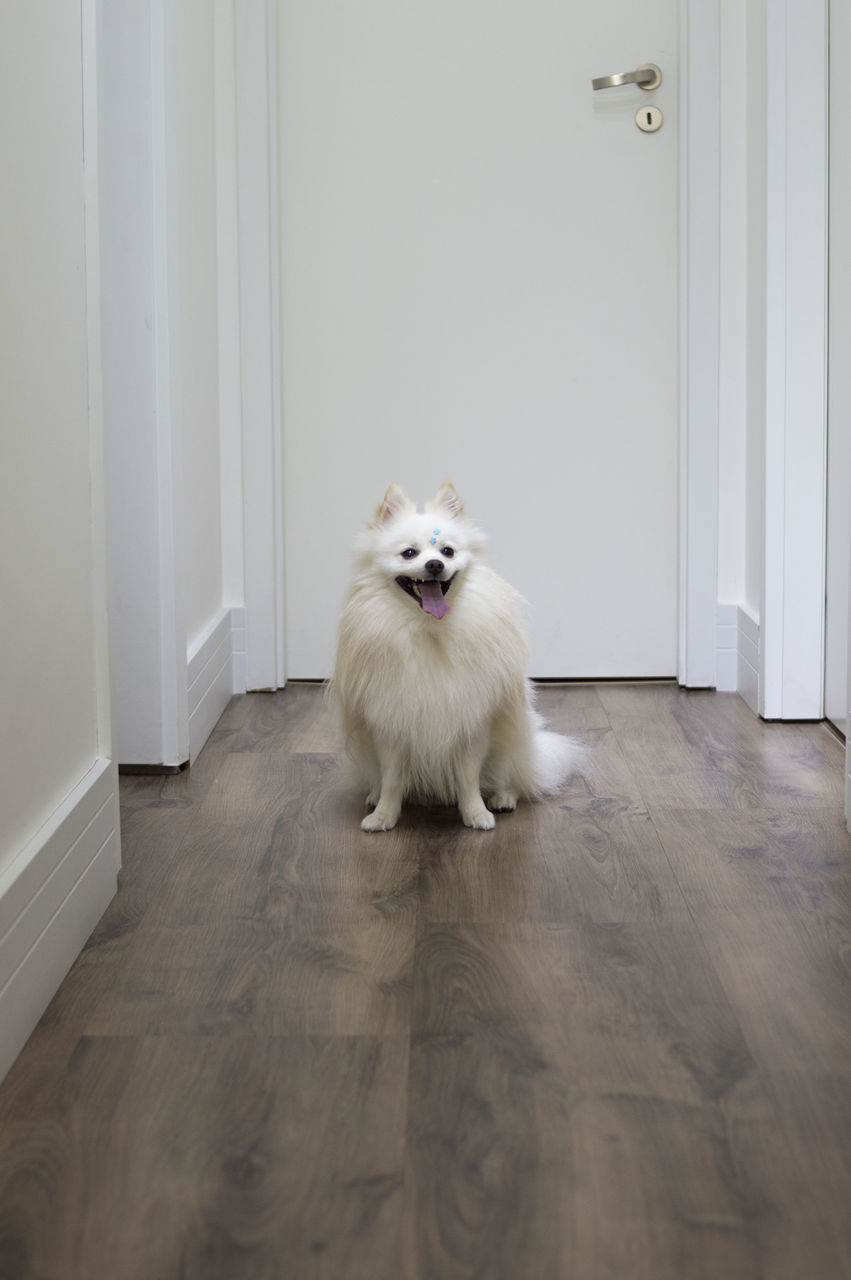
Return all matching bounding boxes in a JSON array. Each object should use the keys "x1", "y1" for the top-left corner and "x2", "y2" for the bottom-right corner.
[{"x1": 358, "y1": 482, "x2": 484, "y2": 620}]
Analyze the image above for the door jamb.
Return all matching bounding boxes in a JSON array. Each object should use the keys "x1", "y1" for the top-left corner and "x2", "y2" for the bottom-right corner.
[
  {"x1": 233, "y1": 0, "x2": 286, "y2": 691},
  {"x1": 760, "y1": 0, "x2": 828, "y2": 719},
  {"x1": 679, "y1": 0, "x2": 721, "y2": 687}
]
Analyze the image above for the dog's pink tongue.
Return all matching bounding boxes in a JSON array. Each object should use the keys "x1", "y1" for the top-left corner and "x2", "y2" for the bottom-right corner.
[{"x1": 420, "y1": 581, "x2": 450, "y2": 619}]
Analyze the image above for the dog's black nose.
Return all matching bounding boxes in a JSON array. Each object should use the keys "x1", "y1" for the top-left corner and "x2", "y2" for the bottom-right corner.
[{"x1": 424, "y1": 559, "x2": 444, "y2": 578}]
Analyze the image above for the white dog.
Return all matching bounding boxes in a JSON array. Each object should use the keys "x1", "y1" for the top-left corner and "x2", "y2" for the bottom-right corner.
[{"x1": 331, "y1": 482, "x2": 581, "y2": 831}]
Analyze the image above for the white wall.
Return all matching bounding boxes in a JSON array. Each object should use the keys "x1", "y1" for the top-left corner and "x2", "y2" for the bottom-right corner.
[
  {"x1": 717, "y1": 0, "x2": 748, "y2": 606},
  {"x1": 175, "y1": 0, "x2": 226, "y2": 654},
  {"x1": 0, "y1": 2, "x2": 109, "y2": 867},
  {"x1": 0, "y1": 1, "x2": 120, "y2": 1082},
  {"x1": 716, "y1": 0, "x2": 766, "y2": 624},
  {"x1": 215, "y1": 0, "x2": 246, "y2": 612},
  {"x1": 743, "y1": 0, "x2": 767, "y2": 622}
]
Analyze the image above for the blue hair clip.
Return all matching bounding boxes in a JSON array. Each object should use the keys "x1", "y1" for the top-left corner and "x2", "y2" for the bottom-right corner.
[{"x1": 429, "y1": 527, "x2": 440, "y2": 545}]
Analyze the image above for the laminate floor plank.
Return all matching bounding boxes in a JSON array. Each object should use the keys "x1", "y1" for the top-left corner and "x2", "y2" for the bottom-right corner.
[
  {"x1": 678, "y1": 903, "x2": 851, "y2": 1075},
  {"x1": 754, "y1": 1068, "x2": 851, "y2": 1267},
  {"x1": 219, "y1": 683, "x2": 339, "y2": 755},
  {"x1": 404, "y1": 920, "x2": 801, "y2": 1278},
  {"x1": 595, "y1": 684, "x2": 721, "y2": 776},
  {"x1": 44, "y1": 754, "x2": 419, "y2": 1040},
  {"x1": 0, "y1": 1035, "x2": 412, "y2": 1280},
  {"x1": 649, "y1": 806, "x2": 851, "y2": 913},
  {"x1": 417, "y1": 800, "x2": 691, "y2": 925},
  {"x1": 2, "y1": 684, "x2": 851, "y2": 1279},
  {"x1": 534, "y1": 682, "x2": 650, "y2": 815},
  {"x1": 42, "y1": 913, "x2": 414, "y2": 1040},
  {"x1": 597, "y1": 685, "x2": 844, "y2": 811}
]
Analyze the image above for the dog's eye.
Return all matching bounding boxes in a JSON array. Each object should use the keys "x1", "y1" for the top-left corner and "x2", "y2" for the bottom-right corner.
[
  {"x1": 400, "y1": 547, "x2": 418, "y2": 560},
  {"x1": 441, "y1": 546, "x2": 455, "y2": 559}
]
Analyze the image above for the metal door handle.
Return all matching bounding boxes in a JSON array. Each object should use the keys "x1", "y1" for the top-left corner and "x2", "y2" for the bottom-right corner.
[{"x1": 592, "y1": 63, "x2": 662, "y2": 91}]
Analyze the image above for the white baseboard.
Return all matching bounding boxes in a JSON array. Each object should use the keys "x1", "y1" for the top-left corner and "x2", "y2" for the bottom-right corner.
[
  {"x1": 187, "y1": 606, "x2": 246, "y2": 762},
  {"x1": 188, "y1": 607, "x2": 235, "y2": 763},
  {"x1": 715, "y1": 603, "x2": 760, "y2": 714},
  {"x1": 736, "y1": 605, "x2": 760, "y2": 714},
  {"x1": 231, "y1": 605, "x2": 246, "y2": 695},
  {"x1": 0, "y1": 758, "x2": 120, "y2": 1083},
  {"x1": 715, "y1": 604, "x2": 738, "y2": 692}
]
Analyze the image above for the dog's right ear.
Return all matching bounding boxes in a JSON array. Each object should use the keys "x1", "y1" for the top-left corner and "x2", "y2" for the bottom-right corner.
[
  {"x1": 374, "y1": 484, "x2": 414, "y2": 527},
  {"x1": 429, "y1": 481, "x2": 465, "y2": 519}
]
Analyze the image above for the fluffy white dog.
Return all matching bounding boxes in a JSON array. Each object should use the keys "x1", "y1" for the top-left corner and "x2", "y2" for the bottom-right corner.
[{"x1": 332, "y1": 482, "x2": 581, "y2": 831}]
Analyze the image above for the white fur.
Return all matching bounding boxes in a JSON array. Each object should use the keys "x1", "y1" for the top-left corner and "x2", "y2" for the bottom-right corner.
[{"x1": 330, "y1": 483, "x2": 582, "y2": 831}]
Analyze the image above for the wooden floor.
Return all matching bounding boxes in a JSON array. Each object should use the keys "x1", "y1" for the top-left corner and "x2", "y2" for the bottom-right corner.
[{"x1": 2, "y1": 684, "x2": 851, "y2": 1279}]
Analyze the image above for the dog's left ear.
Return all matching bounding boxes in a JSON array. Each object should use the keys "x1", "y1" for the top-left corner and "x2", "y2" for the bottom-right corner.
[{"x1": 429, "y1": 482, "x2": 464, "y2": 520}]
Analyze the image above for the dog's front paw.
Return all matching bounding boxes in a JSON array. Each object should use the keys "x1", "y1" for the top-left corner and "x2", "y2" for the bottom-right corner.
[
  {"x1": 488, "y1": 790, "x2": 518, "y2": 813},
  {"x1": 361, "y1": 808, "x2": 399, "y2": 832},
  {"x1": 461, "y1": 805, "x2": 496, "y2": 830}
]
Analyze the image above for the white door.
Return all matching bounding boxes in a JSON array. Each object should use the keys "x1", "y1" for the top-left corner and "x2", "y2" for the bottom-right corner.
[{"x1": 279, "y1": 1, "x2": 680, "y2": 678}]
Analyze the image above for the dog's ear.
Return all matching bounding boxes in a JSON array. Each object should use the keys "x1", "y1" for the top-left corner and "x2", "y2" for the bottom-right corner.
[
  {"x1": 374, "y1": 484, "x2": 414, "y2": 526},
  {"x1": 428, "y1": 482, "x2": 464, "y2": 520}
]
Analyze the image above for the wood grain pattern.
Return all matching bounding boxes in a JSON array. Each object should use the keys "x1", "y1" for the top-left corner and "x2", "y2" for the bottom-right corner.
[{"x1": 1, "y1": 683, "x2": 851, "y2": 1278}]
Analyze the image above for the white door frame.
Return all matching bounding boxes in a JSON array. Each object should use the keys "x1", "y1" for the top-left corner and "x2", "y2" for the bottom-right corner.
[
  {"x1": 234, "y1": 3, "x2": 833, "y2": 706},
  {"x1": 234, "y1": 0, "x2": 286, "y2": 691},
  {"x1": 237, "y1": 0, "x2": 724, "y2": 690},
  {"x1": 101, "y1": 0, "x2": 190, "y2": 764},
  {"x1": 761, "y1": 0, "x2": 828, "y2": 721},
  {"x1": 679, "y1": 0, "x2": 721, "y2": 687}
]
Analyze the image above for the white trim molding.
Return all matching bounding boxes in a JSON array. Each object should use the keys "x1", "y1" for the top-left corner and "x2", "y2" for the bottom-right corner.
[
  {"x1": 715, "y1": 604, "x2": 759, "y2": 714},
  {"x1": 235, "y1": 0, "x2": 286, "y2": 691},
  {"x1": 715, "y1": 604, "x2": 738, "y2": 692},
  {"x1": 82, "y1": 0, "x2": 113, "y2": 762},
  {"x1": 0, "y1": 761, "x2": 120, "y2": 1083},
  {"x1": 101, "y1": 0, "x2": 189, "y2": 767},
  {"x1": 151, "y1": 0, "x2": 190, "y2": 760},
  {"x1": 214, "y1": 0, "x2": 247, "y2": 611},
  {"x1": 231, "y1": 606, "x2": 247, "y2": 694},
  {"x1": 187, "y1": 608, "x2": 236, "y2": 762},
  {"x1": 737, "y1": 605, "x2": 760, "y2": 715},
  {"x1": 679, "y1": 0, "x2": 721, "y2": 688},
  {"x1": 760, "y1": 0, "x2": 828, "y2": 719}
]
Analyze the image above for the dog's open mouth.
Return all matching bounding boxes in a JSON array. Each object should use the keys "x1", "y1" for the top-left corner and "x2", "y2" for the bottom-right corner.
[{"x1": 396, "y1": 575, "x2": 455, "y2": 620}]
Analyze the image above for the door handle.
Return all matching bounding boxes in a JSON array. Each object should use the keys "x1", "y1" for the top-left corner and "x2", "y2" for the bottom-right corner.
[{"x1": 591, "y1": 63, "x2": 662, "y2": 91}]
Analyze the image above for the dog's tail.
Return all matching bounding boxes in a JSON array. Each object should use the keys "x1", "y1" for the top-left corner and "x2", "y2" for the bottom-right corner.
[{"x1": 530, "y1": 721, "x2": 584, "y2": 796}]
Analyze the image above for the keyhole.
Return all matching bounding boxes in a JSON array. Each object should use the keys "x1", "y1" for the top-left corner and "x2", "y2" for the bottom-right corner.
[{"x1": 635, "y1": 105, "x2": 663, "y2": 133}]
